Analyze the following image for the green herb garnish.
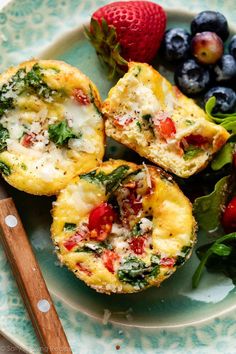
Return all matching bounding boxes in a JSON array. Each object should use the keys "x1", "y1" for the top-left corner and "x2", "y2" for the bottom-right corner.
[
  {"x1": 0, "y1": 69, "x2": 26, "y2": 117},
  {"x1": 136, "y1": 121, "x2": 142, "y2": 132},
  {"x1": 183, "y1": 145, "x2": 203, "y2": 160},
  {"x1": 20, "y1": 163, "x2": 27, "y2": 170},
  {"x1": 48, "y1": 121, "x2": 79, "y2": 146},
  {"x1": 118, "y1": 255, "x2": 160, "y2": 288},
  {"x1": 0, "y1": 64, "x2": 61, "y2": 118},
  {"x1": 0, "y1": 161, "x2": 11, "y2": 176},
  {"x1": 131, "y1": 222, "x2": 142, "y2": 236},
  {"x1": 175, "y1": 245, "x2": 192, "y2": 266},
  {"x1": 63, "y1": 223, "x2": 77, "y2": 231},
  {"x1": 0, "y1": 124, "x2": 9, "y2": 152},
  {"x1": 80, "y1": 165, "x2": 130, "y2": 195},
  {"x1": 192, "y1": 232, "x2": 236, "y2": 288}
]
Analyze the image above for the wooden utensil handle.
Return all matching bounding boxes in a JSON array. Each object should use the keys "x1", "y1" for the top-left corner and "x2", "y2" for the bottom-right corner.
[{"x1": 0, "y1": 198, "x2": 72, "y2": 354}]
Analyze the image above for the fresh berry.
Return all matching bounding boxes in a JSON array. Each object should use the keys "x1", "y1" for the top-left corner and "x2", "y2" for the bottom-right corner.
[
  {"x1": 86, "y1": 1, "x2": 166, "y2": 76},
  {"x1": 191, "y1": 32, "x2": 223, "y2": 65},
  {"x1": 222, "y1": 196, "x2": 236, "y2": 232},
  {"x1": 204, "y1": 86, "x2": 236, "y2": 113},
  {"x1": 229, "y1": 35, "x2": 236, "y2": 60},
  {"x1": 191, "y1": 11, "x2": 229, "y2": 41},
  {"x1": 162, "y1": 28, "x2": 191, "y2": 62},
  {"x1": 174, "y1": 59, "x2": 211, "y2": 96},
  {"x1": 213, "y1": 54, "x2": 236, "y2": 84}
]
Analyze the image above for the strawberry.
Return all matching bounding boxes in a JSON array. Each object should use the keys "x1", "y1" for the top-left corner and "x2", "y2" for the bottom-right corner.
[{"x1": 85, "y1": 1, "x2": 166, "y2": 77}]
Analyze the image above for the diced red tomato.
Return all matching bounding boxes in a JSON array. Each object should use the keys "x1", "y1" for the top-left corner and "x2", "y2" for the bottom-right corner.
[
  {"x1": 129, "y1": 236, "x2": 146, "y2": 255},
  {"x1": 130, "y1": 193, "x2": 143, "y2": 214},
  {"x1": 21, "y1": 133, "x2": 35, "y2": 147},
  {"x1": 185, "y1": 134, "x2": 209, "y2": 147},
  {"x1": 73, "y1": 88, "x2": 90, "y2": 105},
  {"x1": 222, "y1": 196, "x2": 236, "y2": 232},
  {"x1": 102, "y1": 249, "x2": 120, "y2": 273},
  {"x1": 160, "y1": 257, "x2": 176, "y2": 267},
  {"x1": 156, "y1": 117, "x2": 176, "y2": 140},
  {"x1": 63, "y1": 232, "x2": 85, "y2": 251},
  {"x1": 88, "y1": 203, "x2": 116, "y2": 241},
  {"x1": 113, "y1": 116, "x2": 134, "y2": 127},
  {"x1": 76, "y1": 262, "x2": 92, "y2": 276}
]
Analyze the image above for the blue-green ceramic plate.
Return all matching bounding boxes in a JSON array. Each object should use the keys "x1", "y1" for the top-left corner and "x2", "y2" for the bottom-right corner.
[{"x1": 0, "y1": 1, "x2": 236, "y2": 353}]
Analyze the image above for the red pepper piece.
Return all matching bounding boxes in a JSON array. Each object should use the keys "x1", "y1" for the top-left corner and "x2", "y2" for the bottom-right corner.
[
  {"x1": 156, "y1": 117, "x2": 176, "y2": 140},
  {"x1": 102, "y1": 249, "x2": 120, "y2": 273},
  {"x1": 76, "y1": 262, "x2": 92, "y2": 276},
  {"x1": 129, "y1": 236, "x2": 146, "y2": 255},
  {"x1": 63, "y1": 232, "x2": 85, "y2": 251},
  {"x1": 21, "y1": 133, "x2": 35, "y2": 147},
  {"x1": 160, "y1": 257, "x2": 176, "y2": 267},
  {"x1": 185, "y1": 134, "x2": 209, "y2": 147},
  {"x1": 113, "y1": 116, "x2": 134, "y2": 127},
  {"x1": 73, "y1": 88, "x2": 90, "y2": 105}
]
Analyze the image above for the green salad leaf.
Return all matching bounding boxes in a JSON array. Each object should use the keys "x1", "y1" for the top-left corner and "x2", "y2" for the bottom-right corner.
[
  {"x1": 48, "y1": 121, "x2": 79, "y2": 146},
  {"x1": 192, "y1": 232, "x2": 236, "y2": 288},
  {"x1": 193, "y1": 175, "x2": 231, "y2": 231},
  {"x1": 205, "y1": 96, "x2": 236, "y2": 133},
  {"x1": 80, "y1": 165, "x2": 130, "y2": 195},
  {"x1": 211, "y1": 143, "x2": 234, "y2": 171}
]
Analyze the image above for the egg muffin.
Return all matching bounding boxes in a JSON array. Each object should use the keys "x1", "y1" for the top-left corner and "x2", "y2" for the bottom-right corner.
[
  {"x1": 0, "y1": 60, "x2": 104, "y2": 195},
  {"x1": 103, "y1": 62, "x2": 229, "y2": 178},
  {"x1": 51, "y1": 159, "x2": 196, "y2": 294}
]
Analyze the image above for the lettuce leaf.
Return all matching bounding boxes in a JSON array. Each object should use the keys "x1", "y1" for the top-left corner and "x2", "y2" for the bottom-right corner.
[
  {"x1": 211, "y1": 143, "x2": 234, "y2": 170},
  {"x1": 193, "y1": 175, "x2": 231, "y2": 231},
  {"x1": 205, "y1": 96, "x2": 236, "y2": 133}
]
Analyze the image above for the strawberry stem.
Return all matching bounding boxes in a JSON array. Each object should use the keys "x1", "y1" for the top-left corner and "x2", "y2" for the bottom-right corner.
[{"x1": 84, "y1": 18, "x2": 128, "y2": 79}]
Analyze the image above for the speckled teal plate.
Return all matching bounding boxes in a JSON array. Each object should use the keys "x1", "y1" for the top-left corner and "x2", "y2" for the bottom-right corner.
[{"x1": 1, "y1": 1, "x2": 236, "y2": 353}]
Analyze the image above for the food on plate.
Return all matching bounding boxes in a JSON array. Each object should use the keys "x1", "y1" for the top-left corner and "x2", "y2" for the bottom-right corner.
[
  {"x1": 51, "y1": 159, "x2": 196, "y2": 294},
  {"x1": 191, "y1": 32, "x2": 223, "y2": 65},
  {"x1": 174, "y1": 59, "x2": 211, "y2": 95},
  {"x1": 86, "y1": 1, "x2": 166, "y2": 77},
  {"x1": 0, "y1": 60, "x2": 104, "y2": 195},
  {"x1": 103, "y1": 62, "x2": 229, "y2": 178},
  {"x1": 161, "y1": 28, "x2": 191, "y2": 62}
]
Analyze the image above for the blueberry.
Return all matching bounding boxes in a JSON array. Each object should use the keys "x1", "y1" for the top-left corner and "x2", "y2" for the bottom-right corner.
[
  {"x1": 204, "y1": 86, "x2": 236, "y2": 113},
  {"x1": 191, "y1": 11, "x2": 229, "y2": 42},
  {"x1": 191, "y1": 32, "x2": 223, "y2": 65},
  {"x1": 161, "y1": 28, "x2": 191, "y2": 62},
  {"x1": 229, "y1": 35, "x2": 236, "y2": 60},
  {"x1": 213, "y1": 54, "x2": 236, "y2": 84},
  {"x1": 174, "y1": 59, "x2": 211, "y2": 96}
]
